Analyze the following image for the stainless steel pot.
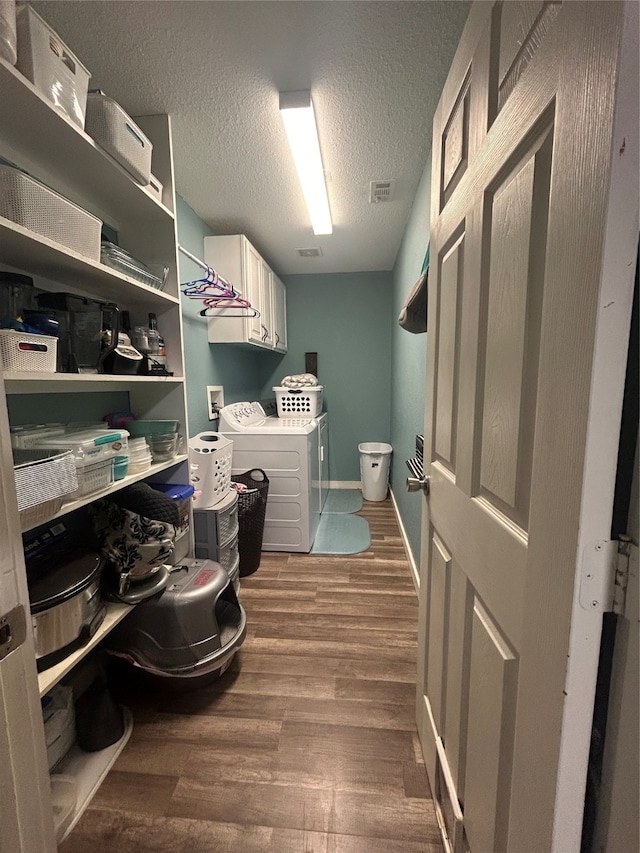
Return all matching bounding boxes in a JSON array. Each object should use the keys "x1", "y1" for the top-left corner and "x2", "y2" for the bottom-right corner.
[{"x1": 29, "y1": 552, "x2": 105, "y2": 666}]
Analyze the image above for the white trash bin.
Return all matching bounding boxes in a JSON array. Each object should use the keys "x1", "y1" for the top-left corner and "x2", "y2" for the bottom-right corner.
[{"x1": 358, "y1": 442, "x2": 392, "y2": 502}]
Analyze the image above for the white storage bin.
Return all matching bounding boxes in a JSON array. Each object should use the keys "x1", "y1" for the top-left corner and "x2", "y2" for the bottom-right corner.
[
  {"x1": 85, "y1": 91, "x2": 153, "y2": 185},
  {"x1": 42, "y1": 685, "x2": 75, "y2": 771},
  {"x1": 13, "y1": 447, "x2": 78, "y2": 530},
  {"x1": 0, "y1": 165, "x2": 102, "y2": 260},
  {"x1": 148, "y1": 173, "x2": 163, "y2": 201},
  {"x1": 15, "y1": 3, "x2": 90, "y2": 128},
  {"x1": 0, "y1": 329, "x2": 57, "y2": 372},
  {"x1": 11, "y1": 423, "x2": 64, "y2": 449},
  {"x1": 273, "y1": 385, "x2": 324, "y2": 418},
  {"x1": 0, "y1": 0, "x2": 17, "y2": 65}
]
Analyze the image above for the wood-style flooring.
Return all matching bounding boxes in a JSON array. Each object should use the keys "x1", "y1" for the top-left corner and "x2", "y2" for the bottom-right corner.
[{"x1": 60, "y1": 498, "x2": 442, "y2": 853}]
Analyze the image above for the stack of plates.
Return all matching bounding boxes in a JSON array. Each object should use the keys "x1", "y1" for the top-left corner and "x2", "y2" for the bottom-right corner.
[{"x1": 100, "y1": 241, "x2": 167, "y2": 290}]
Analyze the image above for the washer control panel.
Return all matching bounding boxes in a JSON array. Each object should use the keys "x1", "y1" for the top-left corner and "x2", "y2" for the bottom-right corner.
[{"x1": 219, "y1": 401, "x2": 267, "y2": 430}]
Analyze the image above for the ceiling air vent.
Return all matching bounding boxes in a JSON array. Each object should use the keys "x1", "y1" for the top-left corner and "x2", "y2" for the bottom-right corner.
[
  {"x1": 370, "y1": 180, "x2": 395, "y2": 203},
  {"x1": 296, "y1": 247, "x2": 323, "y2": 258}
]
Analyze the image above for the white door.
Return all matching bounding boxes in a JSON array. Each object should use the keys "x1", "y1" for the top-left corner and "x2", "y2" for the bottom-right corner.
[
  {"x1": 243, "y1": 238, "x2": 266, "y2": 346},
  {"x1": 0, "y1": 375, "x2": 56, "y2": 852},
  {"x1": 416, "y1": 3, "x2": 638, "y2": 852}
]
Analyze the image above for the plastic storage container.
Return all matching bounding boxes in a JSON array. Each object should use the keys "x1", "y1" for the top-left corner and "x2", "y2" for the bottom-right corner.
[
  {"x1": 149, "y1": 482, "x2": 195, "y2": 564},
  {"x1": 273, "y1": 385, "x2": 323, "y2": 418},
  {"x1": 358, "y1": 442, "x2": 393, "y2": 502},
  {"x1": 188, "y1": 432, "x2": 233, "y2": 508},
  {"x1": 0, "y1": 329, "x2": 57, "y2": 372},
  {"x1": 0, "y1": 165, "x2": 102, "y2": 260},
  {"x1": 33, "y1": 428, "x2": 129, "y2": 499},
  {"x1": 15, "y1": 4, "x2": 90, "y2": 128},
  {"x1": 41, "y1": 684, "x2": 75, "y2": 771},
  {"x1": 193, "y1": 488, "x2": 240, "y2": 590},
  {"x1": 85, "y1": 91, "x2": 153, "y2": 185}
]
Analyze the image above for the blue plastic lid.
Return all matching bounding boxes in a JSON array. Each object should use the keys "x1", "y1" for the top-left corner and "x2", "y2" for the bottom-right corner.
[{"x1": 150, "y1": 483, "x2": 195, "y2": 501}]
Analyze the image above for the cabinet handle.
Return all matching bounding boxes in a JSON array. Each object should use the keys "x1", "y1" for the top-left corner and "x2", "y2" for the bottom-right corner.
[
  {"x1": 275, "y1": 332, "x2": 280, "y2": 346},
  {"x1": 261, "y1": 324, "x2": 269, "y2": 342}
]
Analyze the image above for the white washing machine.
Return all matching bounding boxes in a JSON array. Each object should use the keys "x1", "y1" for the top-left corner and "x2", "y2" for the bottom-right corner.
[{"x1": 219, "y1": 402, "x2": 328, "y2": 552}]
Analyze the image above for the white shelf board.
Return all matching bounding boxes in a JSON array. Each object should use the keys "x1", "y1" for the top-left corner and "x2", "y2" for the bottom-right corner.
[
  {"x1": 0, "y1": 217, "x2": 179, "y2": 309},
  {"x1": 0, "y1": 58, "x2": 174, "y2": 229},
  {"x1": 56, "y1": 706, "x2": 133, "y2": 842},
  {"x1": 38, "y1": 605, "x2": 133, "y2": 697},
  {"x1": 3, "y1": 371, "x2": 185, "y2": 394},
  {"x1": 22, "y1": 455, "x2": 189, "y2": 534}
]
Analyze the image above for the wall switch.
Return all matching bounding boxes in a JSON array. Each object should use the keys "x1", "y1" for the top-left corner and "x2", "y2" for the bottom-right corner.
[{"x1": 206, "y1": 386, "x2": 224, "y2": 420}]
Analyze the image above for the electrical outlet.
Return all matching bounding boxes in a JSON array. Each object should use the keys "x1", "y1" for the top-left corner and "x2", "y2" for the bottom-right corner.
[{"x1": 206, "y1": 386, "x2": 224, "y2": 420}]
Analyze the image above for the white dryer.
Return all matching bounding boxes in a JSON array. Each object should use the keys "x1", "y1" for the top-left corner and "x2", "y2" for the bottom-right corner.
[{"x1": 218, "y1": 402, "x2": 328, "y2": 553}]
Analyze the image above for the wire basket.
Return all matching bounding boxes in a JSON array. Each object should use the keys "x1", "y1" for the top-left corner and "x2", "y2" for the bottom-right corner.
[
  {"x1": 13, "y1": 448, "x2": 78, "y2": 531},
  {"x1": 273, "y1": 386, "x2": 323, "y2": 418},
  {"x1": 231, "y1": 469, "x2": 269, "y2": 576}
]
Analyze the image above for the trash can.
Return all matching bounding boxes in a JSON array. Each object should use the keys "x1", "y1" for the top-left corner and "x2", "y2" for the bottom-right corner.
[
  {"x1": 358, "y1": 442, "x2": 392, "y2": 501},
  {"x1": 231, "y1": 469, "x2": 269, "y2": 576}
]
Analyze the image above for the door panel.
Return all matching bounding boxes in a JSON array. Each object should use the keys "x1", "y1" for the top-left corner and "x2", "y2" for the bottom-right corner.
[
  {"x1": 417, "y1": 3, "x2": 638, "y2": 851},
  {"x1": 464, "y1": 599, "x2": 518, "y2": 852}
]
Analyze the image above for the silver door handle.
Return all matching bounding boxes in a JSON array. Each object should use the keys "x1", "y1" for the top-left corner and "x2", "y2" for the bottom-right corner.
[{"x1": 406, "y1": 475, "x2": 430, "y2": 494}]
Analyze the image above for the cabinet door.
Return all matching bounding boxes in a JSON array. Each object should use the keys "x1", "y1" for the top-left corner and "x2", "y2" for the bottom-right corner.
[
  {"x1": 259, "y1": 261, "x2": 275, "y2": 348},
  {"x1": 272, "y1": 274, "x2": 287, "y2": 353},
  {"x1": 243, "y1": 238, "x2": 266, "y2": 346}
]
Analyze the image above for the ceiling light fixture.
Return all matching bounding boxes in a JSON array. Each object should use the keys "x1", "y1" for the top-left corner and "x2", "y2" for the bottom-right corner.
[{"x1": 279, "y1": 90, "x2": 332, "y2": 236}]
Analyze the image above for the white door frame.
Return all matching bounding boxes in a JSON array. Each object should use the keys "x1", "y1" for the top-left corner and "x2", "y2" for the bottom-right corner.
[
  {"x1": 553, "y1": 4, "x2": 639, "y2": 846},
  {"x1": 0, "y1": 372, "x2": 56, "y2": 852}
]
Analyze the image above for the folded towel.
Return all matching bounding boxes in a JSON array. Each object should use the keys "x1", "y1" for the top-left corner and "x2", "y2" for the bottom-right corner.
[
  {"x1": 281, "y1": 373, "x2": 318, "y2": 388},
  {"x1": 398, "y1": 269, "x2": 428, "y2": 334}
]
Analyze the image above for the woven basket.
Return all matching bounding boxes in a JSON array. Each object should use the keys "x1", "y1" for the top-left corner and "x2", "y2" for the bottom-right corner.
[{"x1": 231, "y1": 469, "x2": 269, "y2": 576}]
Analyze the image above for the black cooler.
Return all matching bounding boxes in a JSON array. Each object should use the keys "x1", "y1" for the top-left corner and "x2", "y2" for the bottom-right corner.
[{"x1": 107, "y1": 557, "x2": 246, "y2": 683}]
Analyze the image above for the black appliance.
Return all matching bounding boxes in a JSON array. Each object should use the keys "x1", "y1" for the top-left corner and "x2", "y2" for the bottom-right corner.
[{"x1": 32, "y1": 292, "x2": 119, "y2": 374}]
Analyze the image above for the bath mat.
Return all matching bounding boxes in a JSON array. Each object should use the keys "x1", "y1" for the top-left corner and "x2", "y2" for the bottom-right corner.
[
  {"x1": 323, "y1": 488, "x2": 363, "y2": 514},
  {"x1": 311, "y1": 513, "x2": 371, "y2": 555}
]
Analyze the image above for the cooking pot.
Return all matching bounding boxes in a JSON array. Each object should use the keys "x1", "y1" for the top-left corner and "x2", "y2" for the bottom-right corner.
[{"x1": 28, "y1": 551, "x2": 105, "y2": 670}]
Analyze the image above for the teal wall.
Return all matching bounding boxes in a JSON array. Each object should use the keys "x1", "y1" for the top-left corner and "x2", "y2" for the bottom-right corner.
[
  {"x1": 259, "y1": 272, "x2": 393, "y2": 481},
  {"x1": 177, "y1": 197, "x2": 283, "y2": 436},
  {"x1": 389, "y1": 152, "x2": 432, "y2": 568}
]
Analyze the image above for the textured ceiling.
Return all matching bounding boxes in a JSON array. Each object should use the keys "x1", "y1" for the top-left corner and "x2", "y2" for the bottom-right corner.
[{"x1": 33, "y1": 1, "x2": 470, "y2": 275}]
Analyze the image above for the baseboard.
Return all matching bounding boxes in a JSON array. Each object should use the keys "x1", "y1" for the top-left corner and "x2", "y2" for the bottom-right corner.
[
  {"x1": 327, "y1": 481, "x2": 361, "y2": 489},
  {"x1": 390, "y1": 488, "x2": 420, "y2": 593}
]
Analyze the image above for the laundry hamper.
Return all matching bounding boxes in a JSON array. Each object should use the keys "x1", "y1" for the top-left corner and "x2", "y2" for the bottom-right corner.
[{"x1": 231, "y1": 469, "x2": 269, "y2": 576}]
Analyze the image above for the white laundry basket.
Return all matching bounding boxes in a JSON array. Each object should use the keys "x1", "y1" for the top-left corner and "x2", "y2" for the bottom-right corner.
[{"x1": 358, "y1": 442, "x2": 392, "y2": 502}]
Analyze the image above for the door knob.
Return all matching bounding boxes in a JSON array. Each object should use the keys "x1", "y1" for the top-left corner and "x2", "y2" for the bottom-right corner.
[{"x1": 406, "y1": 475, "x2": 430, "y2": 494}]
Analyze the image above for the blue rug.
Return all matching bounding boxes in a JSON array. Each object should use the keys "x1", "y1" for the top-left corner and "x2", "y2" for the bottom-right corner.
[
  {"x1": 311, "y1": 513, "x2": 371, "y2": 555},
  {"x1": 323, "y1": 489, "x2": 363, "y2": 514}
]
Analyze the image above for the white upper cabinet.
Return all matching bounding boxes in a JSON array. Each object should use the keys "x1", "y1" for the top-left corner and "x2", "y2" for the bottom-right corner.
[
  {"x1": 271, "y1": 273, "x2": 287, "y2": 353},
  {"x1": 205, "y1": 234, "x2": 287, "y2": 352}
]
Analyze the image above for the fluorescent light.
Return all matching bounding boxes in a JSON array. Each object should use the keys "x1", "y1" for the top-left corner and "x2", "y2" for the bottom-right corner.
[{"x1": 279, "y1": 90, "x2": 332, "y2": 236}]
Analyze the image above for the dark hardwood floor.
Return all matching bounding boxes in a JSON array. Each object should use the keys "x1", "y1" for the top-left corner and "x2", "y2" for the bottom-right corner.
[{"x1": 60, "y1": 498, "x2": 442, "y2": 853}]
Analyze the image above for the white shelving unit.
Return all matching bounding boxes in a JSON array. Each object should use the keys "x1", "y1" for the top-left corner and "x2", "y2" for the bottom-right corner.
[{"x1": 0, "y1": 37, "x2": 188, "y2": 843}]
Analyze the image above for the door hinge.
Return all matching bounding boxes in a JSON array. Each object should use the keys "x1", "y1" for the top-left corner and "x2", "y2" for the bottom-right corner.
[
  {"x1": 579, "y1": 537, "x2": 631, "y2": 615},
  {"x1": 0, "y1": 604, "x2": 27, "y2": 662}
]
